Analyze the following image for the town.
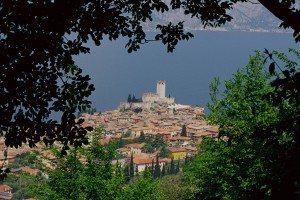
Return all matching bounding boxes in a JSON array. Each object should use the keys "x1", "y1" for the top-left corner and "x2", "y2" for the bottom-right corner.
[
  {"x1": 0, "y1": 80, "x2": 218, "y2": 199},
  {"x1": 80, "y1": 80, "x2": 218, "y2": 173}
]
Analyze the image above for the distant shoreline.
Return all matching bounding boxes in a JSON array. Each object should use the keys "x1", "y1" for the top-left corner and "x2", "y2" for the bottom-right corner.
[{"x1": 145, "y1": 28, "x2": 292, "y2": 34}]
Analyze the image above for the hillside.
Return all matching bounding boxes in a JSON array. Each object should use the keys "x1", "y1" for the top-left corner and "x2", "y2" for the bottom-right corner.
[{"x1": 143, "y1": 1, "x2": 289, "y2": 32}]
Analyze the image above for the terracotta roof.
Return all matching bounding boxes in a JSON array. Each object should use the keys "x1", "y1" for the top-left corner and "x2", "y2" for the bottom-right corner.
[
  {"x1": 170, "y1": 136, "x2": 191, "y2": 141},
  {"x1": 133, "y1": 156, "x2": 166, "y2": 165},
  {"x1": 0, "y1": 184, "x2": 11, "y2": 193},
  {"x1": 133, "y1": 157, "x2": 154, "y2": 165},
  {"x1": 169, "y1": 147, "x2": 188, "y2": 153}
]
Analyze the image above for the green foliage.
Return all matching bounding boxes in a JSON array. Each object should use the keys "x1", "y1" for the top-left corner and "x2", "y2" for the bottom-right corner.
[
  {"x1": 77, "y1": 107, "x2": 97, "y2": 117},
  {"x1": 3, "y1": 173, "x2": 46, "y2": 200},
  {"x1": 130, "y1": 154, "x2": 135, "y2": 178},
  {"x1": 169, "y1": 158, "x2": 175, "y2": 175},
  {"x1": 139, "y1": 131, "x2": 146, "y2": 142},
  {"x1": 127, "y1": 94, "x2": 143, "y2": 103},
  {"x1": 123, "y1": 130, "x2": 132, "y2": 138},
  {"x1": 142, "y1": 135, "x2": 167, "y2": 153},
  {"x1": 184, "y1": 50, "x2": 300, "y2": 199},
  {"x1": 159, "y1": 145, "x2": 170, "y2": 158},
  {"x1": 127, "y1": 94, "x2": 132, "y2": 103},
  {"x1": 153, "y1": 155, "x2": 161, "y2": 179},
  {"x1": 10, "y1": 151, "x2": 40, "y2": 169},
  {"x1": 30, "y1": 127, "x2": 168, "y2": 200},
  {"x1": 124, "y1": 165, "x2": 131, "y2": 183},
  {"x1": 123, "y1": 170, "x2": 164, "y2": 200},
  {"x1": 161, "y1": 164, "x2": 166, "y2": 177},
  {"x1": 159, "y1": 174, "x2": 189, "y2": 200}
]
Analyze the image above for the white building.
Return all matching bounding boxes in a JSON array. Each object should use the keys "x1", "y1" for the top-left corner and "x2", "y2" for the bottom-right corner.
[{"x1": 156, "y1": 80, "x2": 166, "y2": 98}]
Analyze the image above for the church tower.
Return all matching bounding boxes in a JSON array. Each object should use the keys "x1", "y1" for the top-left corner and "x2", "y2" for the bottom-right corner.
[{"x1": 156, "y1": 80, "x2": 166, "y2": 98}]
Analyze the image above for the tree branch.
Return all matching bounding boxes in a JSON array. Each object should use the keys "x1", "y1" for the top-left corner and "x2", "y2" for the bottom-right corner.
[{"x1": 257, "y1": 0, "x2": 300, "y2": 33}]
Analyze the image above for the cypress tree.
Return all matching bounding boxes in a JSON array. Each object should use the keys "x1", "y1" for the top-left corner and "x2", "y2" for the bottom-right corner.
[
  {"x1": 132, "y1": 94, "x2": 136, "y2": 102},
  {"x1": 135, "y1": 164, "x2": 139, "y2": 175},
  {"x1": 127, "y1": 94, "x2": 132, "y2": 103},
  {"x1": 130, "y1": 154, "x2": 134, "y2": 177},
  {"x1": 176, "y1": 160, "x2": 180, "y2": 174},
  {"x1": 154, "y1": 155, "x2": 161, "y2": 178},
  {"x1": 124, "y1": 165, "x2": 130, "y2": 182},
  {"x1": 151, "y1": 159, "x2": 154, "y2": 177},
  {"x1": 170, "y1": 158, "x2": 175, "y2": 174},
  {"x1": 161, "y1": 164, "x2": 166, "y2": 177}
]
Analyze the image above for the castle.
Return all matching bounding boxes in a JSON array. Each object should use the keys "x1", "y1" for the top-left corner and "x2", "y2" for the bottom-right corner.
[
  {"x1": 142, "y1": 80, "x2": 175, "y2": 104},
  {"x1": 119, "y1": 80, "x2": 175, "y2": 110}
]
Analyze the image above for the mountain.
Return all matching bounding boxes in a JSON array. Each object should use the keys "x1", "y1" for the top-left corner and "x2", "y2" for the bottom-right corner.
[{"x1": 143, "y1": 1, "x2": 289, "y2": 33}]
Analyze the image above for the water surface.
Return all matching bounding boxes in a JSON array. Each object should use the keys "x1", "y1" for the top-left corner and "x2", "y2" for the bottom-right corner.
[{"x1": 76, "y1": 31, "x2": 297, "y2": 113}]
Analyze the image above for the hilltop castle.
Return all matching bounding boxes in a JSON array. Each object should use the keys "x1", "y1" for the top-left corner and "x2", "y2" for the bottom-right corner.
[
  {"x1": 119, "y1": 80, "x2": 175, "y2": 110},
  {"x1": 142, "y1": 80, "x2": 175, "y2": 104}
]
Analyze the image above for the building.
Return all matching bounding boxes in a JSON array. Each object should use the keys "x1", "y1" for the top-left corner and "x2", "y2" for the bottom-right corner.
[
  {"x1": 0, "y1": 184, "x2": 12, "y2": 200},
  {"x1": 142, "y1": 80, "x2": 174, "y2": 104},
  {"x1": 133, "y1": 154, "x2": 166, "y2": 172},
  {"x1": 124, "y1": 143, "x2": 145, "y2": 155},
  {"x1": 169, "y1": 147, "x2": 188, "y2": 160},
  {"x1": 156, "y1": 80, "x2": 166, "y2": 98}
]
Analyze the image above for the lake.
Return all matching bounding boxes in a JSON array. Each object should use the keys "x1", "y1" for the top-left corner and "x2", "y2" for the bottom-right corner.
[{"x1": 75, "y1": 31, "x2": 298, "y2": 113}]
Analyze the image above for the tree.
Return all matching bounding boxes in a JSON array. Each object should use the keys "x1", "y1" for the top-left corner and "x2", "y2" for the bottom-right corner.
[
  {"x1": 142, "y1": 135, "x2": 167, "y2": 153},
  {"x1": 132, "y1": 94, "x2": 137, "y2": 103},
  {"x1": 139, "y1": 131, "x2": 145, "y2": 142},
  {"x1": 161, "y1": 164, "x2": 166, "y2": 177},
  {"x1": 124, "y1": 165, "x2": 130, "y2": 183},
  {"x1": 159, "y1": 145, "x2": 170, "y2": 158},
  {"x1": 176, "y1": 160, "x2": 180, "y2": 174},
  {"x1": 0, "y1": 0, "x2": 193, "y2": 152},
  {"x1": 159, "y1": 174, "x2": 188, "y2": 200},
  {"x1": 2, "y1": 0, "x2": 300, "y2": 183},
  {"x1": 184, "y1": 50, "x2": 300, "y2": 199},
  {"x1": 31, "y1": 129, "x2": 127, "y2": 200},
  {"x1": 2, "y1": 173, "x2": 46, "y2": 200},
  {"x1": 130, "y1": 154, "x2": 134, "y2": 178},
  {"x1": 1, "y1": 0, "x2": 300, "y2": 152},
  {"x1": 123, "y1": 170, "x2": 164, "y2": 200},
  {"x1": 151, "y1": 159, "x2": 155, "y2": 177},
  {"x1": 180, "y1": 125, "x2": 187, "y2": 137},
  {"x1": 135, "y1": 164, "x2": 139, "y2": 175},
  {"x1": 153, "y1": 155, "x2": 161, "y2": 179},
  {"x1": 127, "y1": 94, "x2": 132, "y2": 103},
  {"x1": 170, "y1": 158, "x2": 175, "y2": 175}
]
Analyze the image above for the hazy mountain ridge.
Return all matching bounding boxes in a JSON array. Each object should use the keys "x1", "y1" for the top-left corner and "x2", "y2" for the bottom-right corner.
[{"x1": 143, "y1": 1, "x2": 290, "y2": 33}]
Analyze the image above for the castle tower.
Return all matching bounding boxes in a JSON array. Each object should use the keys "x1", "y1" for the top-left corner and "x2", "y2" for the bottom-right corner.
[{"x1": 156, "y1": 80, "x2": 166, "y2": 98}]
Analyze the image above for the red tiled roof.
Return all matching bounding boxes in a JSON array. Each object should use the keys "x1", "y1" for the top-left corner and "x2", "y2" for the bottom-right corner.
[
  {"x1": 0, "y1": 184, "x2": 11, "y2": 193},
  {"x1": 169, "y1": 147, "x2": 188, "y2": 153}
]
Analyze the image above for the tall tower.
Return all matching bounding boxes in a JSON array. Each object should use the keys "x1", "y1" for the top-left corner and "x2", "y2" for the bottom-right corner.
[{"x1": 156, "y1": 80, "x2": 166, "y2": 98}]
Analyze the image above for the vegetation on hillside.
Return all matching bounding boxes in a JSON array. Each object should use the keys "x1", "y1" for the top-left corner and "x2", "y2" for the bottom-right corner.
[{"x1": 183, "y1": 49, "x2": 300, "y2": 199}]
